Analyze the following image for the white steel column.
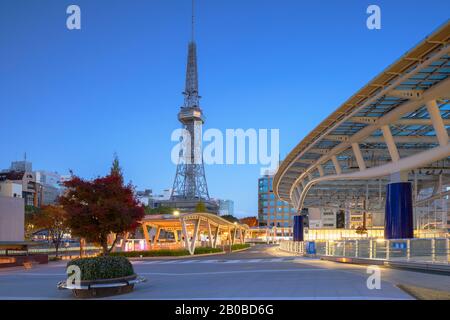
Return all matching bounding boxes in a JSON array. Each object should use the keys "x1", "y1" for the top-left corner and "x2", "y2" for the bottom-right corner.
[
  {"x1": 213, "y1": 226, "x2": 220, "y2": 248},
  {"x1": 207, "y1": 221, "x2": 213, "y2": 248},
  {"x1": 232, "y1": 227, "x2": 237, "y2": 245},
  {"x1": 181, "y1": 219, "x2": 191, "y2": 252},
  {"x1": 426, "y1": 100, "x2": 449, "y2": 147},
  {"x1": 352, "y1": 143, "x2": 366, "y2": 171},
  {"x1": 228, "y1": 228, "x2": 232, "y2": 251},
  {"x1": 317, "y1": 164, "x2": 324, "y2": 177},
  {"x1": 381, "y1": 125, "x2": 400, "y2": 162},
  {"x1": 142, "y1": 224, "x2": 151, "y2": 248},
  {"x1": 153, "y1": 227, "x2": 161, "y2": 246},
  {"x1": 331, "y1": 155, "x2": 342, "y2": 175},
  {"x1": 190, "y1": 218, "x2": 201, "y2": 255}
]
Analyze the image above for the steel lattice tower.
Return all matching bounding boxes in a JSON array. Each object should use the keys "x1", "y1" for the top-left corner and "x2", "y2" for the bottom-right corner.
[{"x1": 170, "y1": 2, "x2": 210, "y2": 202}]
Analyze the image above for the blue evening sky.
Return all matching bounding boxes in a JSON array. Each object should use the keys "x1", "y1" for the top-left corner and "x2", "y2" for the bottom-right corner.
[{"x1": 1, "y1": 1, "x2": 449, "y2": 217}]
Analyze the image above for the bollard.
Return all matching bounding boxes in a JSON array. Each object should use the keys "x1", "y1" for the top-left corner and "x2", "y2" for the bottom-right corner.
[
  {"x1": 386, "y1": 240, "x2": 390, "y2": 260},
  {"x1": 431, "y1": 238, "x2": 436, "y2": 263},
  {"x1": 406, "y1": 239, "x2": 411, "y2": 260},
  {"x1": 446, "y1": 238, "x2": 450, "y2": 263}
]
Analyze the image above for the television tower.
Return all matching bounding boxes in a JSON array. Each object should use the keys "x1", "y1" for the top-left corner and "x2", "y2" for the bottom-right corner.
[{"x1": 170, "y1": 0, "x2": 215, "y2": 211}]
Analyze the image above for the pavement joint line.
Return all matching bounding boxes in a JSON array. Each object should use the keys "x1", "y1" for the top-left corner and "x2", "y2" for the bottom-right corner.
[{"x1": 137, "y1": 268, "x2": 331, "y2": 276}]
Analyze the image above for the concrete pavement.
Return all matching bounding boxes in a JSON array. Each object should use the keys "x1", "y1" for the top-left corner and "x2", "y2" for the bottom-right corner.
[{"x1": 1, "y1": 244, "x2": 446, "y2": 299}]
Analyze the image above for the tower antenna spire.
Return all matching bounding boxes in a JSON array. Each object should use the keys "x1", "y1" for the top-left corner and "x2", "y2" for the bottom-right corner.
[{"x1": 191, "y1": 0, "x2": 195, "y2": 42}]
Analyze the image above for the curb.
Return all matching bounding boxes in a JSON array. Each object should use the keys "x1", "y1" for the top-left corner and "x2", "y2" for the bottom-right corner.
[
  {"x1": 125, "y1": 251, "x2": 227, "y2": 261},
  {"x1": 230, "y1": 246, "x2": 252, "y2": 253}
]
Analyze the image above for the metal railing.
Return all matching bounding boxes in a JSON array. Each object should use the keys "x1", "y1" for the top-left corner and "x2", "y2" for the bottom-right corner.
[
  {"x1": 279, "y1": 240, "x2": 305, "y2": 255},
  {"x1": 280, "y1": 238, "x2": 450, "y2": 265}
]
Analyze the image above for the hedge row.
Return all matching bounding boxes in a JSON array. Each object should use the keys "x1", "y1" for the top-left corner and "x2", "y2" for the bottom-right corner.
[
  {"x1": 110, "y1": 247, "x2": 223, "y2": 258},
  {"x1": 231, "y1": 243, "x2": 251, "y2": 251}
]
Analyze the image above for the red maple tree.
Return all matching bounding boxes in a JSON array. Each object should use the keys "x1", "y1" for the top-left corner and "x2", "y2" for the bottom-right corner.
[
  {"x1": 239, "y1": 216, "x2": 258, "y2": 227},
  {"x1": 59, "y1": 157, "x2": 144, "y2": 255}
]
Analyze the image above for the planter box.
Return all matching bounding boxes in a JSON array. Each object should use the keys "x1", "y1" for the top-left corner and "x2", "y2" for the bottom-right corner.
[{"x1": 58, "y1": 274, "x2": 146, "y2": 298}]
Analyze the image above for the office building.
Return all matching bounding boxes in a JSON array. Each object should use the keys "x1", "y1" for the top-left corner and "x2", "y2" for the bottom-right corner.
[
  {"x1": 258, "y1": 174, "x2": 296, "y2": 235},
  {"x1": 218, "y1": 199, "x2": 234, "y2": 216}
]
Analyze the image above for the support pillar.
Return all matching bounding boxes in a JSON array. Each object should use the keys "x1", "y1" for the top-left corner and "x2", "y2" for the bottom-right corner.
[
  {"x1": 207, "y1": 222, "x2": 213, "y2": 248},
  {"x1": 426, "y1": 100, "x2": 448, "y2": 147},
  {"x1": 190, "y1": 218, "x2": 201, "y2": 255},
  {"x1": 331, "y1": 155, "x2": 342, "y2": 175},
  {"x1": 142, "y1": 224, "x2": 151, "y2": 249},
  {"x1": 181, "y1": 219, "x2": 191, "y2": 252},
  {"x1": 293, "y1": 215, "x2": 304, "y2": 242},
  {"x1": 232, "y1": 228, "x2": 237, "y2": 245},
  {"x1": 228, "y1": 228, "x2": 232, "y2": 252},
  {"x1": 153, "y1": 227, "x2": 161, "y2": 246},
  {"x1": 213, "y1": 226, "x2": 220, "y2": 248},
  {"x1": 385, "y1": 177, "x2": 414, "y2": 239}
]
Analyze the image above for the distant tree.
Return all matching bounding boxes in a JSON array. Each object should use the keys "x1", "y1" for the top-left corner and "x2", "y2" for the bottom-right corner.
[
  {"x1": 221, "y1": 215, "x2": 239, "y2": 223},
  {"x1": 32, "y1": 205, "x2": 69, "y2": 258},
  {"x1": 195, "y1": 201, "x2": 207, "y2": 213},
  {"x1": 144, "y1": 206, "x2": 177, "y2": 215},
  {"x1": 59, "y1": 156, "x2": 144, "y2": 255},
  {"x1": 24, "y1": 205, "x2": 40, "y2": 239},
  {"x1": 111, "y1": 152, "x2": 122, "y2": 178},
  {"x1": 239, "y1": 216, "x2": 258, "y2": 227}
]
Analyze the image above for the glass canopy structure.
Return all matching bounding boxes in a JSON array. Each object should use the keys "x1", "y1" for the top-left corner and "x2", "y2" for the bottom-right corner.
[{"x1": 274, "y1": 21, "x2": 450, "y2": 239}]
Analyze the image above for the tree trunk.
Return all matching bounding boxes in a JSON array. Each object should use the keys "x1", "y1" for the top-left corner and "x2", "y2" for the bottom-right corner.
[
  {"x1": 101, "y1": 239, "x2": 109, "y2": 256},
  {"x1": 79, "y1": 238, "x2": 84, "y2": 258},
  {"x1": 107, "y1": 234, "x2": 120, "y2": 254}
]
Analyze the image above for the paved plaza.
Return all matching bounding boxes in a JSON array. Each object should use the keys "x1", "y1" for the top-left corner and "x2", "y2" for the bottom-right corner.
[{"x1": 1, "y1": 245, "x2": 449, "y2": 300}]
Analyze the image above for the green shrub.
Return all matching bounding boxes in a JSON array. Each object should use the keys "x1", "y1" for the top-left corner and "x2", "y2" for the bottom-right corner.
[
  {"x1": 231, "y1": 243, "x2": 250, "y2": 251},
  {"x1": 67, "y1": 256, "x2": 134, "y2": 281},
  {"x1": 194, "y1": 247, "x2": 223, "y2": 254},
  {"x1": 110, "y1": 247, "x2": 223, "y2": 258}
]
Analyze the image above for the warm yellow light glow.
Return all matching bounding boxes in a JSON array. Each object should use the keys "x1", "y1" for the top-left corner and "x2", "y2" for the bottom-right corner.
[{"x1": 173, "y1": 210, "x2": 180, "y2": 217}]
